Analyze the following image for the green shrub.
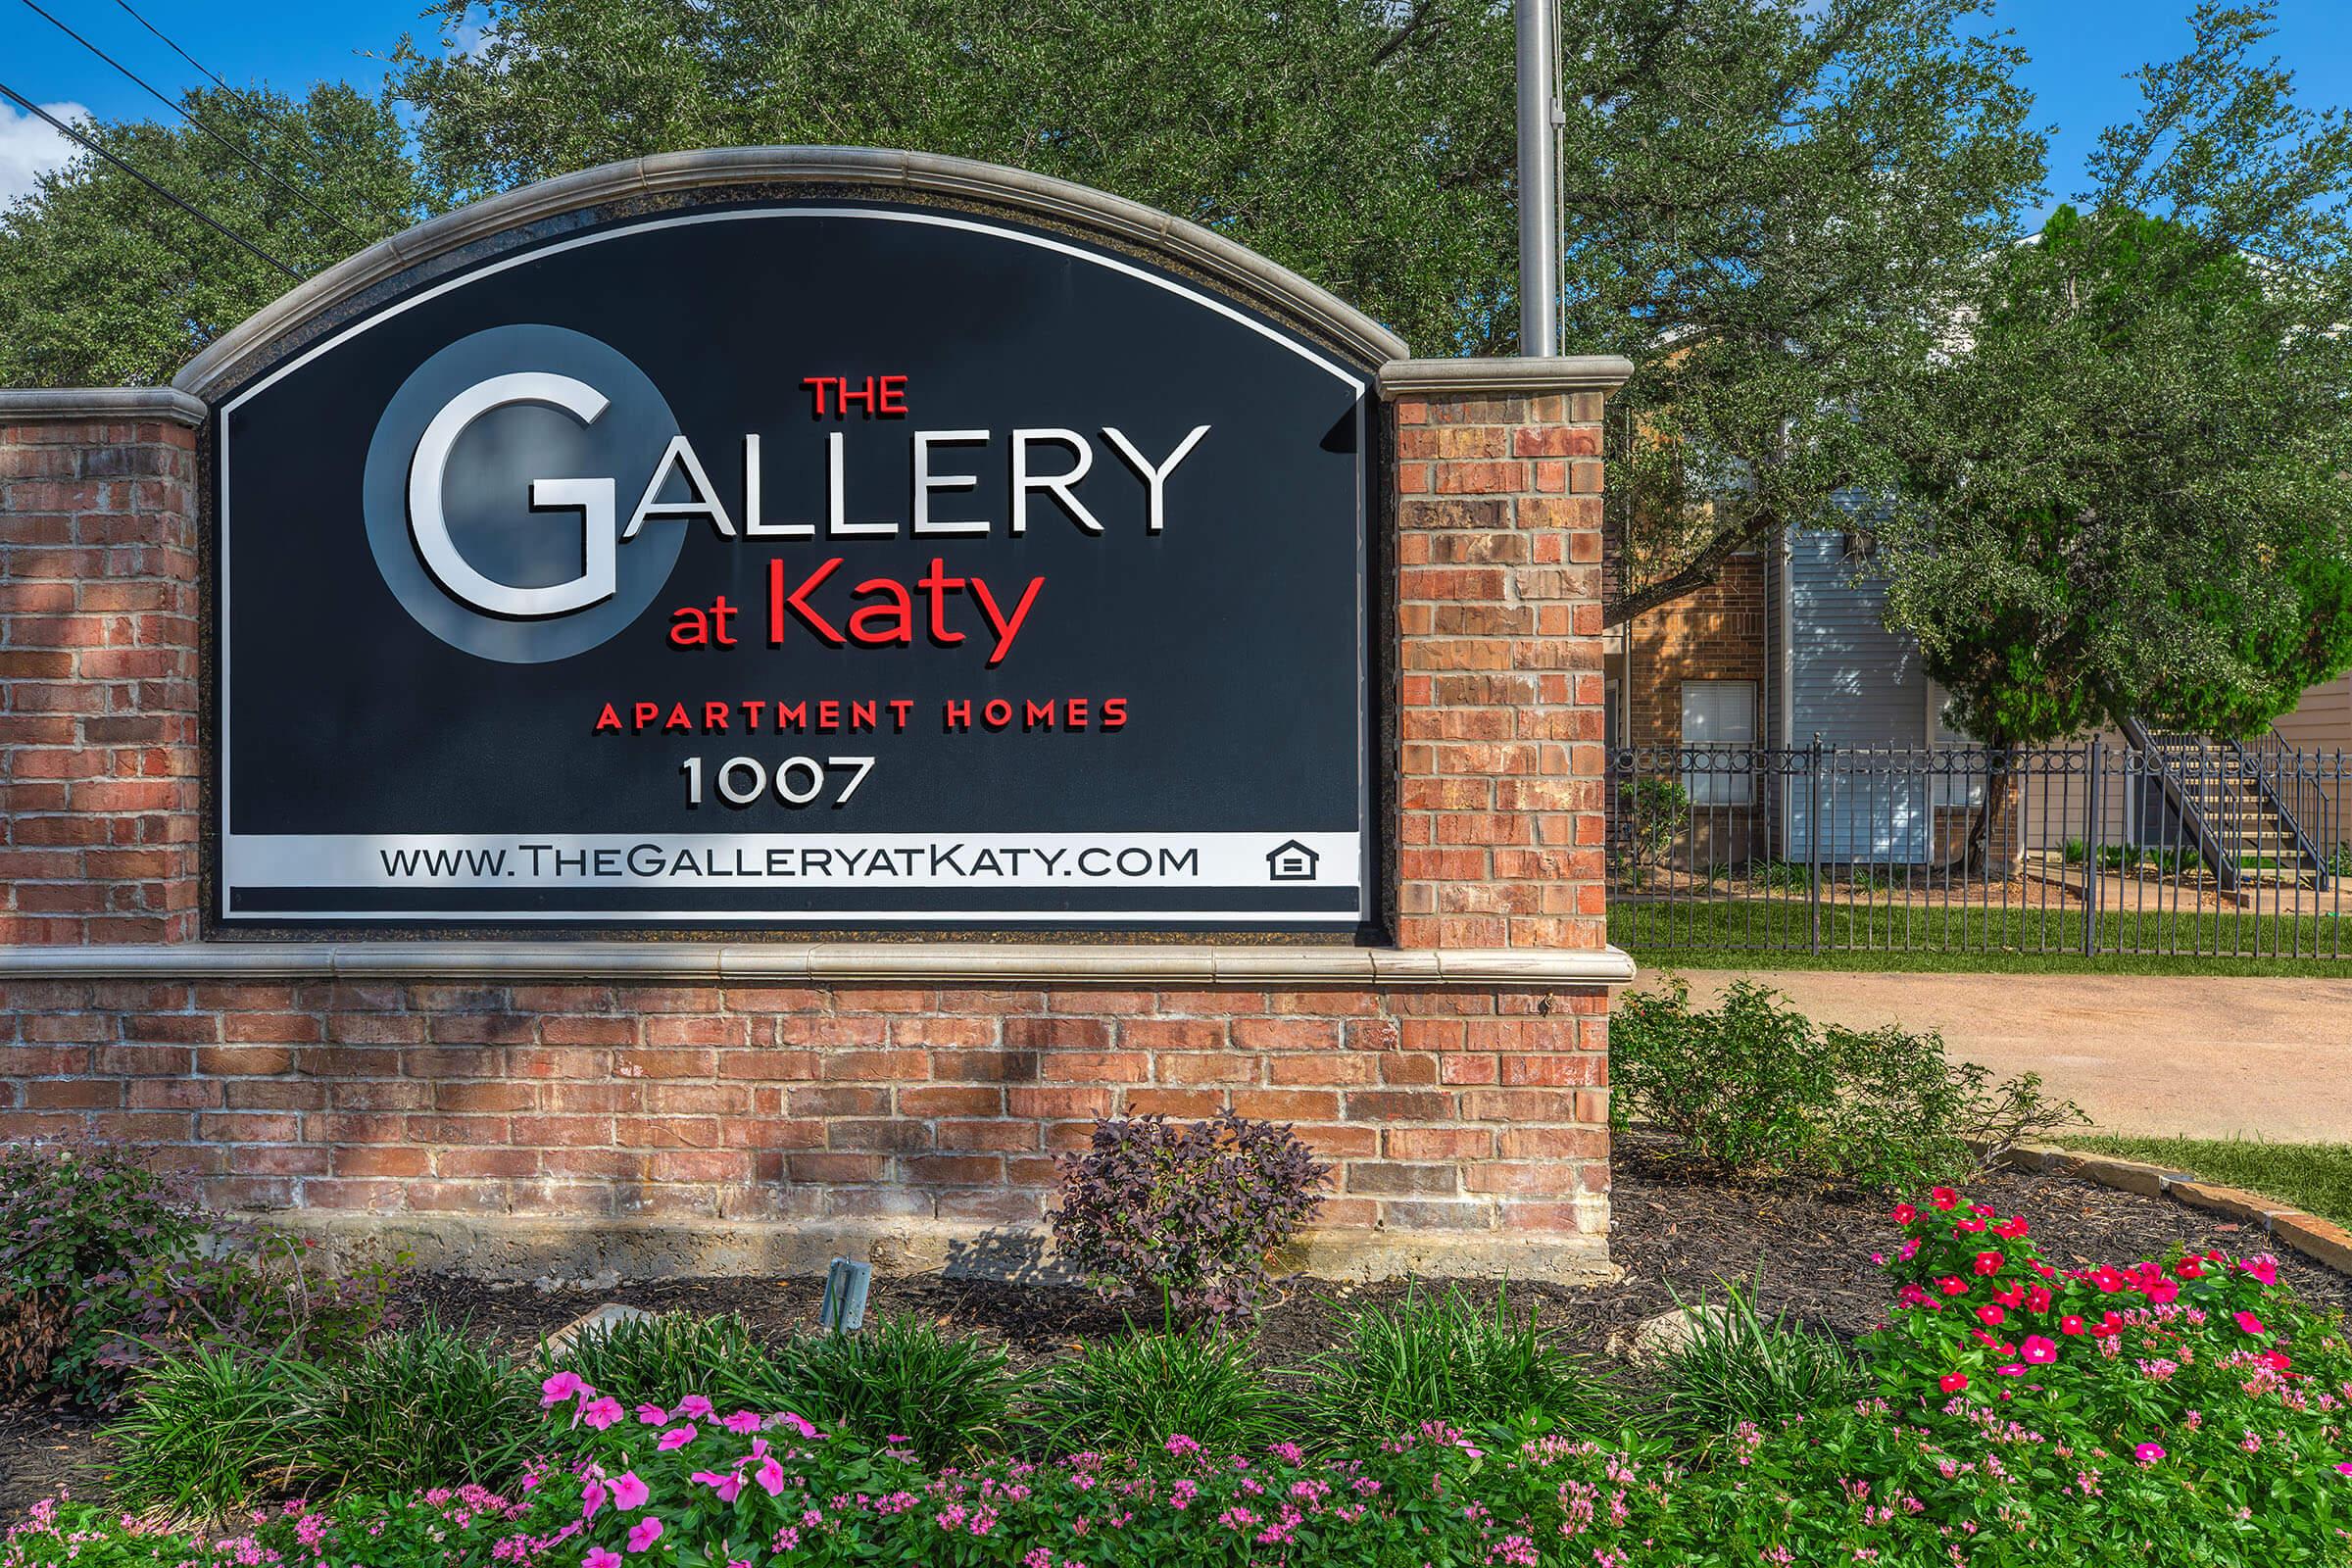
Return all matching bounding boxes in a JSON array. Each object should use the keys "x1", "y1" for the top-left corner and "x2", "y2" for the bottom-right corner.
[
  {"x1": 292, "y1": 1318, "x2": 540, "y2": 1493},
  {"x1": 1298, "y1": 1283, "x2": 1606, "y2": 1441},
  {"x1": 1052, "y1": 1111, "x2": 1329, "y2": 1324},
  {"x1": 103, "y1": 1344, "x2": 297, "y2": 1515},
  {"x1": 1649, "y1": 1281, "x2": 1865, "y2": 1447},
  {"x1": 787, "y1": 1314, "x2": 1028, "y2": 1464},
  {"x1": 1029, "y1": 1323, "x2": 1294, "y2": 1456},
  {"x1": 0, "y1": 1141, "x2": 204, "y2": 1405},
  {"x1": 1612, "y1": 977, "x2": 2083, "y2": 1189},
  {"x1": 547, "y1": 1309, "x2": 782, "y2": 1409},
  {"x1": 1614, "y1": 775, "x2": 1688, "y2": 888}
]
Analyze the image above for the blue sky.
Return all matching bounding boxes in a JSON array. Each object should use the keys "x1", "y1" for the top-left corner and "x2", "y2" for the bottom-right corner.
[{"x1": 4, "y1": 0, "x2": 2350, "y2": 210}]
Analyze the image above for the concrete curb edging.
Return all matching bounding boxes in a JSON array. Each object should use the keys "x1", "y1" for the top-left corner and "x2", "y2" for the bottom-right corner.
[{"x1": 2006, "y1": 1142, "x2": 2352, "y2": 1277}]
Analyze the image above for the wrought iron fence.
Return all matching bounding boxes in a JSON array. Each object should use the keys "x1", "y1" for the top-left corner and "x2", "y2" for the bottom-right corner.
[{"x1": 1606, "y1": 738, "x2": 2351, "y2": 959}]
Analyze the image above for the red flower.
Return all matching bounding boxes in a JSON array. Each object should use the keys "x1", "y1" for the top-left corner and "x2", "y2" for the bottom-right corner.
[
  {"x1": 1973, "y1": 1250, "x2": 2004, "y2": 1276},
  {"x1": 1890, "y1": 1203, "x2": 1918, "y2": 1225},
  {"x1": 1977, "y1": 1303, "x2": 2006, "y2": 1328},
  {"x1": 1954, "y1": 1217, "x2": 1986, "y2": 1235},
  {"x1": 2021, "y1": 1335, "x2": 2058, "y2": 1364},
  {"x1": 2092, "y1": 1312, "x2": 2124, "y2": 1338},
  {"x1": 1931, "y1": 1188, "x2": 1960, "y2": 1211},
  {"x1": 1938, "y1": 1372, "x2": 1968, "y2": 1394},
  {"x1": 2143, "y1": 1279, "x2": 2180, "y2": 1305},
  {"x1": 2174, "y1": 1257, "x2": 2204, "y2": 1281},
  {"x1": 2026, "y1": 1287, "x2": 2052, "y2": 1314},
  {"x1": 1938, "y1": 1277, "x2": 1970, "y2": 1297},
  {"x1": 2092, "y1": 1267, "x2": 2129, "y2": 1293},
  {"x1": 2059, "y1": 1315, "x2": 2085, "y2": 1336}
]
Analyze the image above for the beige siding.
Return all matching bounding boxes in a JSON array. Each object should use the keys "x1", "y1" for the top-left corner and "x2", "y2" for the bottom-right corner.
[{"x1": 2274, "y1": 674, "x2": 2352, "y2": 854}]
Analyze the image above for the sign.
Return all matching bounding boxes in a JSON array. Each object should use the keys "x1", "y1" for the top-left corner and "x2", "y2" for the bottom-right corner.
[{"x1": 215, "y1": 199, "x2": 1374, "y2": 929}]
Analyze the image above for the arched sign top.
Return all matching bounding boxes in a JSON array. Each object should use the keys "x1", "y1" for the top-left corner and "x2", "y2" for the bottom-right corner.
[
  {"x1": 209, "y1": 145, "x2": 1388, "y2": 934},
  {"x1": 174, "y1": 145, "x2": 1409, "y2": 402}
]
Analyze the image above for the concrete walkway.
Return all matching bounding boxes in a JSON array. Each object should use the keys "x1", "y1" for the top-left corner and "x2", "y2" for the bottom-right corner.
[{"x1": 1643, "y1": 969, "x2": 2352, "y2": 1143}]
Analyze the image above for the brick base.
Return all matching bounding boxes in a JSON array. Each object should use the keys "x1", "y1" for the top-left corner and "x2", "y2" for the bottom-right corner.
[{"x1": 0, "y1": 976, "x2": 1613, "y2": 1281}]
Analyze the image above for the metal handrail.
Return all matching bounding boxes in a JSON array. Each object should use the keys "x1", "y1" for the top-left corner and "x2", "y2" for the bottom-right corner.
[
  {"x1": 2121, "y1": 716, "x2": 2240, "y2": 894},
  {"x1": 2227, "y1": 727, "x2": 2329, "y2": 891}
]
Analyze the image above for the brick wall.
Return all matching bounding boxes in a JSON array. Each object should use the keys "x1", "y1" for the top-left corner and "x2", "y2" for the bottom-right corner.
[
  {"x1": 1394, "y1": 388, "x2": 1608, "y2": 951},
  {"x1": 0, "y1": 368, "x2": 1627, "y2": 1282},
  {"x1": 1622, "y1": 554, "x2": 1767, "y2": 749},
  {"x1": 0, "y1": 407, "x2": 201, "y2": 944}
]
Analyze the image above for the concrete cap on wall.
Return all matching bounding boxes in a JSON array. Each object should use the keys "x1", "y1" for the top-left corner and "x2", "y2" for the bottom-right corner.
[
  {"x1": 1378, "y1": 356, "x2": 1635, "y2": 398},
  {"x1": 171, "y1": 145, "x2": 1414, "y2": 402},
  {"x1": 0, "y1": 386, "x2": 207, "y2": 426}
]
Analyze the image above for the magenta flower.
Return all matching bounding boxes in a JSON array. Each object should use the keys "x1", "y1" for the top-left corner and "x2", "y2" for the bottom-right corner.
[
  {"x1": 2336, "y1": 1463, "x2": 2352, "y2": 1477},
  {"x1": 693, "y1": 1470, "x2": 744, "y2": 1502},
  {"x1": 778, "y1": 1411, "x2": 820, "y2": 1440},
  {"x1": 2021, "y1": 1336, "x2": 2058, "y2": 1365},
  {"x1": 610, "y1": 1472, "x2": 650, "y2": 1511},
  {"x1": 579, "y1": 1396, "x2": 624, "y2": 1431},
  {"x1": 626, "y1": 1515, "x2": 663, "y2": 1553},
  {"x1": 2233, "y1": 1311, "x2": 2266, "y2": 1336},
  {"x1": 657, "y1": 1423, "x2": 698, "y2": 1451},
  {"x1": 585, "y1": 1551, "x2": 621, "y2": 1568},
  {"x1": 539, "y1": 1372, "x2": 585, "y2": 1407},
  {"x1": 2133, "y1": 1444, "x2": 2165, "y2": 1465},
  {"x1": 581, "y1": 1480, "x2": 608, "y2": 1521},
  {"x1": 756, "y1": 1456, "x2": 787, "y2": 1496},
  {"x1": 676, "y1": 1395, "x2": 715, "y2": 1420},
  {"x1": 723, "y1": 1410, "x2": 762, "y2": 1436},
  {"x1": 635, "y1": 1403, "x2": 668, "y2": 1426}
]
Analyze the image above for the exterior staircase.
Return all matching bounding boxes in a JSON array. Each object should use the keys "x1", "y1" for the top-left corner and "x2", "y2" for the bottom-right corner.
[{"x1": 2126, "y1": 720, "x2": 2331, "y2": 892}]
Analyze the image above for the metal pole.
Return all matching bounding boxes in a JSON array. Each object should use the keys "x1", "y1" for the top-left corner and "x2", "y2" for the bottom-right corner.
[
  {"x1": 1807, "y1": 734, "x2": 1823, "y2": 955},
  {"x1": 1515, "y1": 0, "x2": 1560, "y2": 356},
  {"x1": 2082, "y1": 737, "x2": 2101, "y2": 956}
]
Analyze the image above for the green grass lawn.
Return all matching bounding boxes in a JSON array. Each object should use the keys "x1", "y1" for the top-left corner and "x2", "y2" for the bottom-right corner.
[
  {"x1": 1611, "y1": 901, "x2": 2352, "y2": 976},
  {"x1": 2066, "y1": 1136, "x2": 2352, "y2": 1231}
]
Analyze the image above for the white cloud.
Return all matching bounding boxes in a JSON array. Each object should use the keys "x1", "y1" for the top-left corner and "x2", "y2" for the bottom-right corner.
[{"x1": 0, "y1": 100, "x2": 92, "y2": 205}]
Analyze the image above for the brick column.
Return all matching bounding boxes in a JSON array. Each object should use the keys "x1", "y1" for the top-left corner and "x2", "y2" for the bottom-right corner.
[
  {"x1": 1380, "y1": 357, "x2": 1628, "y2": 1240},
  {"x1": 0, "y1": 391, "x2": 204, "y2": 944}
]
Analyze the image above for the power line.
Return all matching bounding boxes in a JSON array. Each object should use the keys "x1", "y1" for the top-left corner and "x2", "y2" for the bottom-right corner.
[
  {"x1": 0, "y1": 80, "x2": 303, "y2": 279},
  {"x1": 16, "y1": 0, "x2": 373, "y2": 248},
  {"x1": 108, "y1": 0, "x2": 416, "y2": 232}
]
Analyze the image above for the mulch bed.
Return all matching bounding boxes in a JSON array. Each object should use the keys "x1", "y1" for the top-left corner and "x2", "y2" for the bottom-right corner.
[{"x1": 9, "y1": 1149, "x2": 2348, "y2": 1514}]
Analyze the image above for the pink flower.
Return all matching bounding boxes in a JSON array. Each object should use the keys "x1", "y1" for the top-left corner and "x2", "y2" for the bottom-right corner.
[
  {"x1": 2133, "y1": 1444, "x2": 2165, "y2": 1466},
  {"x1": 723, "y1": 1409, "x2": 762, "y2": 1435},
  {"x1": 2336, "y1": 1463, "x2": 2352, "y2": 1477},
  {"x1": 657, "y1": 1424, "x2": 698, "y2": 1451},
  {"x1": 539, "y1": 1372, "x2": 586, "y2": 1407},
  {"x1": 2234, "y1": 1311, "x2": 2266, "y2": 1336},
  {"x1": 2021, "y1": 1336, "x2": 2058, "y2": 1365},
  {"x1": 776, "y1": 1411, "x2": 819, "y2": 1441},
  {"x1": 692, "y1": 1470, "x2": 744, "y2": 1502},
  {"x1": 2240, "y1": 1255, "x2": 2279, "y2": 1285},
  {"x1": 635, "y1": 1403, "x2": 668, "y2": 1426},
  {"x1": 756, "y1": 1456, "x2": 787, "y2": 1496},
  {"x1": 676, "y1": 1395, "x2": 715, "y2": 1419},
  {"x1": 585, "y1": 1551, "x2": 621, "y2": 1568},
  {"x1": 610, "y1": 1473, "x2": 650, "y2": 1511},
  {"x1": 626, "y1": 1515, "x2": 663, "y2": 1552},
  {"x1": 579, "y1": 1396, "x2": 624, "y2": 1430}
]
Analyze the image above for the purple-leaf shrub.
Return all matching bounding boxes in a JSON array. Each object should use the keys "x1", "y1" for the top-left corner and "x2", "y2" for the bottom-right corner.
[{"x1": 1051, "y1": 1111, "x2": 1330, "y2": 1323}]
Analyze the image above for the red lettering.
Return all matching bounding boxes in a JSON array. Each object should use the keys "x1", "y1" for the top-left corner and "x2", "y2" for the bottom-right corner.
[
  {"x1": 704, "y1": 701, "x2": 730, "y2": 731},
  {"x1": 838, "y1": 375, "x2": 877, "y2": 416},
  {"x1": 778, "y1": 701, "x2": 808, "y2": 730},
  {"x1": 743, "y1": 699, "x2": 766, "y2": 731},
  {"x1": 818, "y1": 700, "x2": 841, "y2": 729},
  {"x1": 983, "y1": 698, "x2": 1013, "y2": 728},
  {"x1": 593, "y1": 703, "x2": 622, "y2": 732},
  {"x1": 770, "y1": 557, "x2": 845, "y2": 645},
  {"x1": 847, "y1": 578, "x2": 914, "y2": 646},
  {"x1": 887, "y1": 698, "x2": 913, "y2": 730},
  {"x1": 1024, "y1": 699, "x2": 1056, "y2": 730},
  {"x1": 1066, "y1": 697, "x2": 1090, "y2": 727},
  {"x1": 968, "y1": 574, "x2": 1046, "y2": 666},
  {"x1": 662, "y1": 703, "x2": 694, "y2": 732},
  {"x1": 1102, "y1": 698, "x2": 1128, "y2": 730},
  {"x1": 851, "y1": 699, "x2": 877, "y2": 729},
  {"x1": 878, "y1": 374, "x2": 907, "y2": 415},
  {"x1": 802, "y1": 375, "x2": 834, "y2": 416},
  {"x1": 943, "y1": 699, "x2": 972, "y2": 730},
  {"x1": 633, "y1": 702, "x2": 661, "y2": 730}
]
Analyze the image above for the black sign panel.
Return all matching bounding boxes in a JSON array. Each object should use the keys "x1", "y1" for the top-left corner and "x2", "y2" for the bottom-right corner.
[{"x1": 216, "y1": 199, "x2": 1373, "y2": 929}]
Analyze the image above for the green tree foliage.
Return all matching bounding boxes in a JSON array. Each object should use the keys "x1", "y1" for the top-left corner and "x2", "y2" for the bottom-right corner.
[
  {"x1": 392, "y1": 0, "x2": 1520, "y2": 361},
  {"x1": 1876, "y1": 5, "x2": 2352, "y2": 746},
  {"x1": 0, "y1": 83, "x2": 432, "y2": 386},
  {"x1": 1560, "y1": 0, "x2": 2044, "y2": 625}
]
